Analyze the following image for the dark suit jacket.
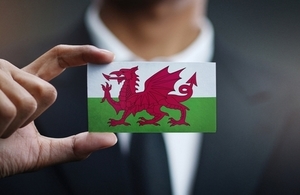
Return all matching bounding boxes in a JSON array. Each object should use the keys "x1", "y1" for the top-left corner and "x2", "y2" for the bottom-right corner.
[{"x1": 1, "y1": 20, "x2": 300, "y2": 195}]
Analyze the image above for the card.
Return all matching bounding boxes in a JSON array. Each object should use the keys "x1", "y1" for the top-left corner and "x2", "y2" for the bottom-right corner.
[{"x1": 88, "y1": 62, "x2": 216, "y2": 133}]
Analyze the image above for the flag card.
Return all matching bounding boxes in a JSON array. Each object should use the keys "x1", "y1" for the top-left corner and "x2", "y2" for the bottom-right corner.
[{"x1": 88, "y1": 62, "x2": 216, "y2": 133}]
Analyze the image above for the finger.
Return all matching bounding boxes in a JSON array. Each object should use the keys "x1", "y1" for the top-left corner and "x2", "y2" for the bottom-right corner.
[
  {"x1": 10, "y1": 68, "x2": 57, "y2": 127},
  {"x1": 0, "y1": 90, "x2": 16, "y2": 134},
  {"x1": 23, "y1": 45, "x2": 114, "y2": 81},
  {"x1": 0, "y1": 69, "x2": 37, "y2": 138},
  {"x1": 37, "y1": 132, "x2": 117, "y2": 167}
]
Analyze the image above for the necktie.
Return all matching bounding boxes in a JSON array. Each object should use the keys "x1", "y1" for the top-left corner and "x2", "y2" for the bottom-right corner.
[{"x1": 129, "y1": 133, "x2": 172, "y2": 195}]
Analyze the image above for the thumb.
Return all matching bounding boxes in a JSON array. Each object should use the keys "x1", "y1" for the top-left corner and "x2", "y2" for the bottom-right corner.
[
  {"x1": 71, "y1": 132, "x2": 118, "y2": 159},
  {"x1": 39, "y1": 132, "x2": 117, "y2": 167}
]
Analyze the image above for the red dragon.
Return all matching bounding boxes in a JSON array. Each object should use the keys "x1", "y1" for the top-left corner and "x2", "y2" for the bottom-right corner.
[{"x1": 101, "y1": 66, "x2": 197, "y2": 127}]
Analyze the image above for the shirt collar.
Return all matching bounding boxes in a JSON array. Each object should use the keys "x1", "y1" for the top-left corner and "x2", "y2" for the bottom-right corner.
[{"x1": 85, "y1": 1, "x2": 214, "y2": 62}]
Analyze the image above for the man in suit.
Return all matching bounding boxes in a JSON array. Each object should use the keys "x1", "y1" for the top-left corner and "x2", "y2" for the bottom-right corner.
[{"x1": 1, "y1": 0, "x2": 300, "y2": 194}]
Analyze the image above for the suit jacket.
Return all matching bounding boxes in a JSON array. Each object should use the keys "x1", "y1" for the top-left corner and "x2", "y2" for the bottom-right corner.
[{"x1": 1, "y1": 20, "x2": 300, "y2": 195}]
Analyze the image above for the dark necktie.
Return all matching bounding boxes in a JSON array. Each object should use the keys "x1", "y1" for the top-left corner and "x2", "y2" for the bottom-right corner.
[{"x1": 129, "y1": 133, "x2": 172, "y2": 195}]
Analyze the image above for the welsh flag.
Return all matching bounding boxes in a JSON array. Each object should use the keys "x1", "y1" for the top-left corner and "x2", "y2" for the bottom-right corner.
[{"x1": 88, "y1": 62, "x2": 216, "y2": 133}]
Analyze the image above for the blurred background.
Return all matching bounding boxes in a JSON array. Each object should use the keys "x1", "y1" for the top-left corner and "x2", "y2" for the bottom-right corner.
[{"x1": 0, "y1": 0, "x2": 299, "y2": 72}]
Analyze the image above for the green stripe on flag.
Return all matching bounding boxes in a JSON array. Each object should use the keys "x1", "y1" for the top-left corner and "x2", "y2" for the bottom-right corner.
[{"x1": 88, "y1": 98, "x2": 216, "y2": 133}]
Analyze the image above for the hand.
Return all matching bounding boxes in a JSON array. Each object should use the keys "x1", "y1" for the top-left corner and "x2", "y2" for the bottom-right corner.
[{"x1": 0, "y1": 45, "x2": 117, "y2": 178}]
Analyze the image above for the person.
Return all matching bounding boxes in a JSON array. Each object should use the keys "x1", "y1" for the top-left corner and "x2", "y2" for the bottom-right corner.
[
  {"x1": 1, "y1": 0, "x2": 300, "y2": 194},
  {"x1": 0, "y1": 45, "x2": 117, "y2": 178}
]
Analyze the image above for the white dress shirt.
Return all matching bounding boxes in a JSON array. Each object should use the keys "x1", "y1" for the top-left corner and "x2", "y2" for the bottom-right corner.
[{"x1": 85, "y1": 2, "x2": 214, "y2": 195}]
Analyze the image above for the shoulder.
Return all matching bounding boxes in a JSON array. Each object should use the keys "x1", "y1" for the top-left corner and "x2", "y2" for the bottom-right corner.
[
  {"x1": 214, "y1": 36, "x2": 298, "y2": 103},
  {"x1": 1, "y1": 19, "x2": 91, "y2": 68}
]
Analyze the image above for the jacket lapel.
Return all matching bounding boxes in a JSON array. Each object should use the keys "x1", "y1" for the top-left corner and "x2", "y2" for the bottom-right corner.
[{"x1": 192, "y1": 40, "x2": 282, "y2": 194}]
